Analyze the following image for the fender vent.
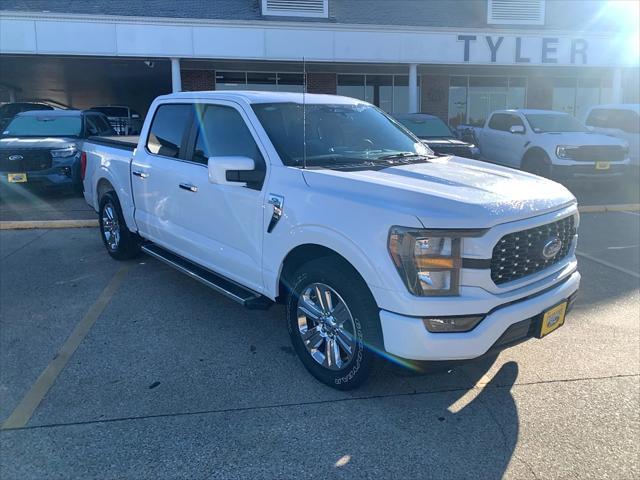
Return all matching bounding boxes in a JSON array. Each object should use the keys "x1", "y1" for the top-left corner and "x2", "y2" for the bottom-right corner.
[{"x1": 488, "y1": 0, "x2": 545, "y2": 25}]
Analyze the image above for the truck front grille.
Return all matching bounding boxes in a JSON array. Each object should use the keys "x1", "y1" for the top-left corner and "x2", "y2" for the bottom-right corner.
[
  {"x1": 490, "y1": 216, "x2": 576, "y2": 285},
  {"x1": 0, "y1": 150, "x2": 53, "y2": 172},
  {"x1": 564, "y1": 145, "x2": 626, "y2": 162}
]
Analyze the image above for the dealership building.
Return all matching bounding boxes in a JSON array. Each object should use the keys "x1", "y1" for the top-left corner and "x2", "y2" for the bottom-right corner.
[{"x1": 1, "y1": 0, "x2": 638, "y2": 126}]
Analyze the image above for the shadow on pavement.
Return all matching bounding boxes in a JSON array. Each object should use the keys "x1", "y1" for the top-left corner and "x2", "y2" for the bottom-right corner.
[{"x1": 0, "y1": 184, "x2": 94, "y2": 222}]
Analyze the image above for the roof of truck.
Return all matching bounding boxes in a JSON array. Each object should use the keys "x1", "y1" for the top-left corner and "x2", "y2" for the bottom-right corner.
[{"x1": 157, "y1": 91, "x2": 366, "y2": 105}]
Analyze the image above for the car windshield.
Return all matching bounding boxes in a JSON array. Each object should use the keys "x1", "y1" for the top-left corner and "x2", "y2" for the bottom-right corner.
[
  {"x1": 2, "y1": 115, "x2": 82, "y2": 137},
  {"x1": 252, "y1": 103, "x2": 430, "y2": 167},
  {"x1": 525, "y1": 113, "x2": 588, "y2": 133},
  {"x1": 396, "y1": 116, "x2": 454, "y2": 138}
]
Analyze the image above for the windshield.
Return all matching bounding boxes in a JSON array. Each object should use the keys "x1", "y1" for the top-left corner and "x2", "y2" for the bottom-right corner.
[
  {"x1": 396, "y1": 116, "x2": 454, "y2": 138},
  {"x1": 2, "y1": 115, "x2": 82, "y2": 137},
  {"x1": 252, "y1": 103, "x2": 430, "y2": 167},
  {"x1": 525, "y1": 113, "x2": 588, "y2": 133}
]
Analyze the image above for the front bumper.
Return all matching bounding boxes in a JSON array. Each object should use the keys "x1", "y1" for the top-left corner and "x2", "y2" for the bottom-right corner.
[
  {"x1": 551, "y1": 162, "x2": 629, "y2": 180},
  {"x1": 0, "y1": 164, "x2": 80, "y2": 189},
  {"x1": 379, "y1": 270, "x2": 580, "y2": 361}
]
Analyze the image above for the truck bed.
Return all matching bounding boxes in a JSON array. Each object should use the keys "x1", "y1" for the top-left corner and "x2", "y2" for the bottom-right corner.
[{"x1": 86, "y1": 135, "x2": 139, "y2": 151}]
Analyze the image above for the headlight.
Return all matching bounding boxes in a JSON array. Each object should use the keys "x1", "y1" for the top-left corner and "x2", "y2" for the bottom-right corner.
[
  {"x1": 388, "y1": 227, "x2": 462, "y2": 296},
  {"x1": 555, "y1": 145, "x2": 577, "y2": 159},
  {"x1": 51, "y1": 146, "x2": 78, "y2": 158}
]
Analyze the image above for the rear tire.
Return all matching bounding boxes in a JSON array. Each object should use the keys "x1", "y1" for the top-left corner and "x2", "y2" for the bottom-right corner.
[
  {"x1": 286, "y1": 257, "x2": 382, "y2": 390},
  {"x1": 98, "y1": 191, "x2": 140, "y2": 260}
]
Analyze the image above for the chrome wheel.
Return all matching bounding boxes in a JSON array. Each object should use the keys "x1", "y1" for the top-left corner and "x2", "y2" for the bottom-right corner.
[
  {"x1": 296, "y1": 282, "x2": 356, "y2": 371},
  {"x1": 101, "y1": 202, "x2": 120, "y2": 251}
]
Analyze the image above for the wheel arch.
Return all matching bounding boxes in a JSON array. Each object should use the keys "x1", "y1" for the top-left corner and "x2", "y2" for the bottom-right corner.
[
  {"x1": 521, "y1": 146, "x2": 550, "y2": 168},
  {"x1": 276, "y1": 243, "x2": 375, "y2": 304}
]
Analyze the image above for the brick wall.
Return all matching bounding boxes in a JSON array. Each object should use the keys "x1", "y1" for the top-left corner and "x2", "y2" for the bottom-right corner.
[
  {"x1": 306, "y1": 73, "x2": 337, "y2": 94},
  {"x1": 181, "y1": 70, "x2": 216, "y2": 91},
  {"x1": 526, "y1": 76, "x2": 553, "y2": 110},
  {"x1": 420, "y1": 75, "x2": 449, "y2": 121}
]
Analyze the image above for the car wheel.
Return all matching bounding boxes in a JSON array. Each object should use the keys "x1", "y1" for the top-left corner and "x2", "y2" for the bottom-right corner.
[
  {"x1": 99, "y1": 191, "x2": 140, "y2": 260},
  {"x1": 522, "y1": 151, "x2": 552, "y2": 178},
  {"x1": 286, "y1": 257, "x2": 382, "y2": 390}
]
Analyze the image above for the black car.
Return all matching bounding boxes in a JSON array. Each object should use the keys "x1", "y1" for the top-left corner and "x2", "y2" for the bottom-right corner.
[
  {"x1": 0, "y1": 109, "x2": 115, "y2": 191},
  {"x1": 0, "y1": 102, "x2": 54, "y2": 132},
  {"x1": 394, "y1": 113, "x2": 480, "y2": 159}
]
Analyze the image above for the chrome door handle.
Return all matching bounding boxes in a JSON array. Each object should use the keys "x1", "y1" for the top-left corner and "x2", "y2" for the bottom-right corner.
[
  {"x1": 132, "y1": 170, "x2": 149, "y2": 179},
  {"x1": 179, "y1": 183, "x2": 198, "y2": 193}
]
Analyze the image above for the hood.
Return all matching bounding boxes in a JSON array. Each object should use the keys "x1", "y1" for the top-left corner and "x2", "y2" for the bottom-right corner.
[
  {"x1": 302, "y1": 157, "x2": 576, "y2": 229},
  {"x1": 422, "y1": 138, "x2": 472, "y2": 147},
  {"x1": 541, "y1": 131, "x2": 627, "y2": 146},
  {"x1": 0, "y1": 137, "x2": 78, "y2": 150}
]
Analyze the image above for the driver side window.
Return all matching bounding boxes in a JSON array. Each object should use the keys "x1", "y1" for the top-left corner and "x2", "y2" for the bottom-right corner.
[{"x1": 192, "y1": 104, "x2": 266, "y2": 189}]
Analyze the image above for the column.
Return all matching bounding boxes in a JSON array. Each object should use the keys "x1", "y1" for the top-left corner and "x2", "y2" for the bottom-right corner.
[
  {"x1": 408, "y1": 63, "x2": 418, "y2": 113},
  {"x1": 171, "y1": 58, "x2": 182, "y2": 93},
  {"x1": 611, "y1": 68, "x2": 622, "y2": 103}
]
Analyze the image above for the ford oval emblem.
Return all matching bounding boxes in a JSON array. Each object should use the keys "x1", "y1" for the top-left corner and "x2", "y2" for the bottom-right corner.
[
  {"x1": 8, "y1": 154, "x2": 23, "y2": 161},
  {"x1": 542, "y1": 236, "x2": 562, "y2": 259}
]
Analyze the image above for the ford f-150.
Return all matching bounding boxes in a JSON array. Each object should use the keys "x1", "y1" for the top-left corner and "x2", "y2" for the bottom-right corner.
[{"x1": 82, "y1": 92, "x2": 581, "y2": 389}]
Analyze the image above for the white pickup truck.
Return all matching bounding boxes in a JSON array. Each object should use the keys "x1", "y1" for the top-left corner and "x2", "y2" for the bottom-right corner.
[
  {"x1": 475, "y1": 109, "x2": 629, "y2": 180},
  {"x1": 83, "y1": 92, "x2": 580, "y2": 390}
]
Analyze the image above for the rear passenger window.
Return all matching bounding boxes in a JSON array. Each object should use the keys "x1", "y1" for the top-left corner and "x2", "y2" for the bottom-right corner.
[
  {"x1": 192, "y1": 105, "x2": 263, "y2": 166},
  {"x1": 146, "y1": 104, "x2": 192, "y2": 159}
]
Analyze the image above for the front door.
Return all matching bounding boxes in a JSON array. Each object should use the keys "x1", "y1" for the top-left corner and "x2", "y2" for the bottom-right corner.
[{"x1": 170, "y1": 102, "x2": 268, "y2": 293}]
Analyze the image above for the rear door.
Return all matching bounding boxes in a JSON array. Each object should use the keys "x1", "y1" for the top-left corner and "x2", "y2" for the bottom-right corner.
[{"x1": 131, "y1": 102, "x2": 194, "y2": 247}]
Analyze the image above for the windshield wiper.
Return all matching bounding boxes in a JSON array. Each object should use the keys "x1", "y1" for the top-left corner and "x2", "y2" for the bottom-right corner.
[{"x1": 377, "y1": 152, "x2": 423, "y2": 160}]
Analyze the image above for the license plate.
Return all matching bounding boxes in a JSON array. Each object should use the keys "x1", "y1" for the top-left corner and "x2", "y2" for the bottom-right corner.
[
  {"x1": 539, "y1": 302, "x2": 567, "y2": 337},
  {"x1": 595, "y1": 162, "x2": 610, "y2": 170},
  {"x1": 7, "y1": 173, "x2": 27, "y2": 183}
]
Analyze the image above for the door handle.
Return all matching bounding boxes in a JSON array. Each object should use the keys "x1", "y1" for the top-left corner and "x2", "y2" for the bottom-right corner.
[
  {"x1": 179, "y1": 183, "x2": 198, "y2": 193},
  {"x1": 132, "y1": 170, "x2": 149, "y2": 179}
]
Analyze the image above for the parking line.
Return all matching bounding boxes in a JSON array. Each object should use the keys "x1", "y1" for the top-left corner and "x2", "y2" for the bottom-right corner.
[
  {"x1": 1, "y1": 264, "x2": 131, "y2": 430},
  {"x1": 0, "y1": 220, "x2": 99, "y2": 230},
  {"x1": 576, "y1": 251, "x2": 640, "y2": 279}
]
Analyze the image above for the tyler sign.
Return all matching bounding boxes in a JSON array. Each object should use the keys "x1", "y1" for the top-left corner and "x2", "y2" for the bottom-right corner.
[{"x1": 457, "y1": 35, "x2": 590, "y2": 65}]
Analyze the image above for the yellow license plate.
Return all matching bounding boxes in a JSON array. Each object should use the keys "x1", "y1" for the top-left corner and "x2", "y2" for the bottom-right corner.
[
  {"x1": 7, "y1": 173, "x2": 27, "y2": 183},
  {"x1": 540, "y1": 302, "x2": 567, "y2": 337},
  {"x1": 595, "y1": 162, "x2": 610, "y2": 170}
]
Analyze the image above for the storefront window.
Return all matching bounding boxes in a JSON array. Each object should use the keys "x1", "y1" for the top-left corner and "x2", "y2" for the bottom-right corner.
[
  {"x1": 552, "y1": 77, "x2": 611, "y2": 119},
  {"x1": 448, "y1": 76, "x2": 526, "y2": 127},
  {"x1": 337, "y1": 74, "x2": 419, "y2": 113},
  {"x1": 576, "y1": 78, "x2": 602, "y2": 120},
  {"x1": 448, "y1": 77, "x2": 467, "y2": 128},
  {"x1": 215, "y1": 71, "x2": 247, "y2": 90},
  {"x1": 216, "y1": 71, "x2": 302, "y2": 92},
  {"x1": 337, "y1": 74, "x2": 366, "y2": 101},
  {"x1": 277, "y1": 73, "x2": 304, "y2": 92},
  {"x1": 552, "y1": 78, "x2": 577, "y2": 114}
]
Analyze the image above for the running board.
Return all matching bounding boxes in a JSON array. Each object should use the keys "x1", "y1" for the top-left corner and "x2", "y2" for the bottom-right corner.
[{"x1": 141, "y1": 244, "x2": 273, "y2": 310}]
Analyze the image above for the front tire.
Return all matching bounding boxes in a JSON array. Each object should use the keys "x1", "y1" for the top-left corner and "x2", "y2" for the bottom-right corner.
[
  {"x1": 99, "y1": 191, "x2": 140, "y2": 260},
  {"x1": 522, "y1": 151, "x2": 552, "y2": 179},
  {"x1": 286, "y1": 257, "x2": 382, "y2": 390}
]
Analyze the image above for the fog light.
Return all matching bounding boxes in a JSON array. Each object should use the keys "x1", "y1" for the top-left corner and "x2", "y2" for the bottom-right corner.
[
  {"x1": 59, "y1": 166, "x2": 72, "y2": 177},
  {"x1": 423, "y1": 315, "x2": 484, "y2": 333}
]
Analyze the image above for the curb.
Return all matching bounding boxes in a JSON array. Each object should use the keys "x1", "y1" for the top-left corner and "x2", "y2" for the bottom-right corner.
[
  {"x1": 578, "y1": 204, "x2": 640, "y2": 213},
  {"x1": 0, "y1": 219, "x2": 99, "y2": 230}
]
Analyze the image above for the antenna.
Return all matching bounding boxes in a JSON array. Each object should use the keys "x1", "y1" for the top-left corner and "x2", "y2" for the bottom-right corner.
[{"x1": 302, "y1": 56, "x2": 307, "y2": 170}]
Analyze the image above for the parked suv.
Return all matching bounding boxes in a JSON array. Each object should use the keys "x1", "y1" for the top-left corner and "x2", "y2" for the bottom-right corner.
[
  {"x1": 82, "y1": 92, "x2": 580, "y2": 390},
  {"x1": 1, "y1": 109, "x2": 114, "y2": 191},
  {"x1": 584, "y1": 104, "x2": 639, "y2": 174},
  {"x1": 0, "y1": 102, "x2": 54, "y2": 132}
]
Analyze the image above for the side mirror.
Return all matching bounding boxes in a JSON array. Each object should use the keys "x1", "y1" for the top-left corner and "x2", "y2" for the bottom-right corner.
[
  {"x1": 509, "y1": 125, "x2": 525, "y2": 134},
  {"x1": 208, "y1": 156, "x2": 255, "y2": 186}
]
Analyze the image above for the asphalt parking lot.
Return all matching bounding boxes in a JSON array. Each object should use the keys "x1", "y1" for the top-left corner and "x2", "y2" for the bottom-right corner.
[{"x1": 0, "y1": 206, "x2": 638, "y2": 479}]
